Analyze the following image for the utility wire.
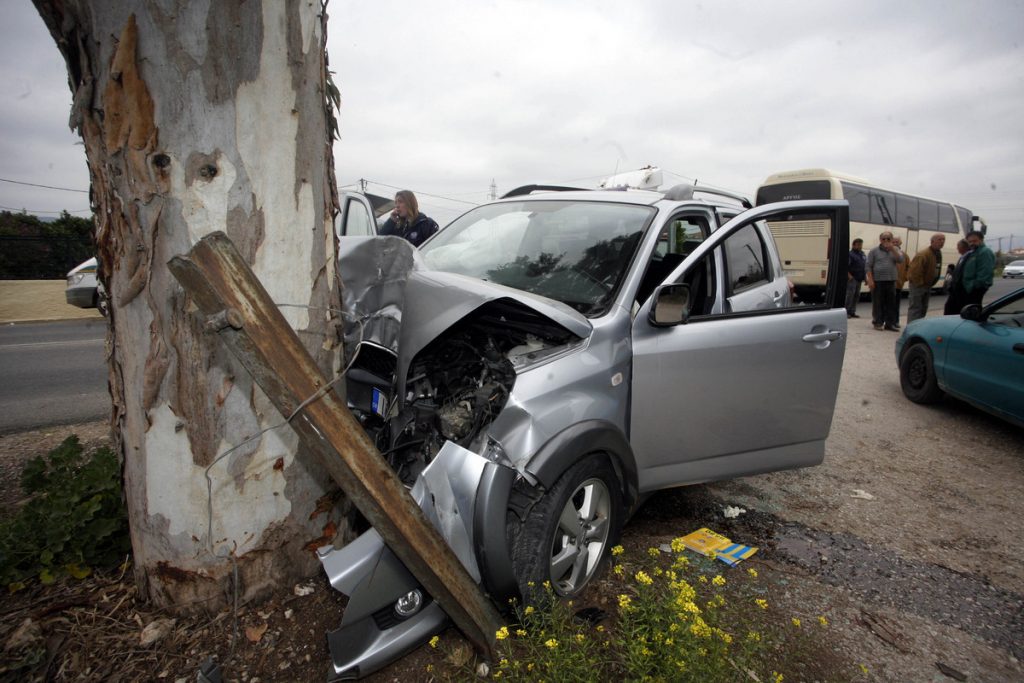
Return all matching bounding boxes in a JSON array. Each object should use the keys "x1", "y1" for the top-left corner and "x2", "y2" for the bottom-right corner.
[
  {"x1": 357, "y1": 178, "x2": 479, "y2": 206},
  {"x1": 0, "y1": 177, "x2": 89, "y2": 193}
]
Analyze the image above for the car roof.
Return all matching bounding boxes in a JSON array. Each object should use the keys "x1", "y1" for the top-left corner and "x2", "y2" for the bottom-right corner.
[{"x1": 493, "y1": 185, "x2": 751, "y2": 210}]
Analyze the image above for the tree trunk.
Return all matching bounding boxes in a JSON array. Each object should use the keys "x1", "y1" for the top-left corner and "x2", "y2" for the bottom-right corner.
[{"x1": 32, "y1": 0, "x2": 348, "y2": 613}]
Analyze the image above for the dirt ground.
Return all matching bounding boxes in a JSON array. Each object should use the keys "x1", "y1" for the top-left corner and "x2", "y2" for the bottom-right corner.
[
  {"x1": 0, "y1": 281, "x2": 102, "y2": 324},
  {"x1": 1, "y1": 298, "x2": 1022, "y2": 682}
]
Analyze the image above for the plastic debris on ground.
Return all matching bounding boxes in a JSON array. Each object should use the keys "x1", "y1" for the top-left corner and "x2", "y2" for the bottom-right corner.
[{"x1": 679, "y1": 527, "x2": 758, "y2": 567}]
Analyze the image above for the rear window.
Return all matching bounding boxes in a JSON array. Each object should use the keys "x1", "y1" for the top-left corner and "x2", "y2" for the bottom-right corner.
[{"x1": 756, "y1": 181, "x2": 832, "y2": 205}]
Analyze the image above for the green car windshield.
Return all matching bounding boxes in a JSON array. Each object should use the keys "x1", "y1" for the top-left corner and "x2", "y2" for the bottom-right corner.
[{"x1": 420, "y1": 200, "x2": 654, "y2": 317}]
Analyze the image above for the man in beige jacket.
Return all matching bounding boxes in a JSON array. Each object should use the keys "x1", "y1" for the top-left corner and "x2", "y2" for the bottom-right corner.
[{"x1": 906, "y1": 233, "x2": 946, "y2": 323}]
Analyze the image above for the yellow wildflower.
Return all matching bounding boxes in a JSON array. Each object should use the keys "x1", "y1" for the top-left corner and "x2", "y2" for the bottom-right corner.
[
  {"x1": 670, "y1": 537, "x2": 687, "y2": 553},
  {"x1": 524, "y1": 605, "x2": 535, "y2": 616},
  {"x1": 714, "y1": 627, "x2": 733, "y2": 643},
  {"x1": 818, "y1": 615, "x2": 828, "y2": 627},
  {"x1": 647, "y1": 546, "x2": 661, "y2": 558},
  {"x1": 596, "y1": 625, "x2": 605, "y2": 632},
  {"x1": 499, "y1": 658, "x2": 509, "y2": 667},
  {"x1": 495, "y1": 626, "x2": 509, "y2": 640},
  {"x1": 527, "y1": 663, "x2": 534, "y2": 672},
  {"x1": 426, "y1": 663, "x2": 434, "y2": 673},
  {"x1": 791, "y1": 618, "x2": 801, "y2": 628},
  {"x1": 575, "y1": 633, "x2": 585, "y2": 643},
  {"x1": 698, "y1": 575, "x2": 708, "y2": 584},
  {"x1": 698, "y1": 647, "x2": 708, "y2": 657},
  {"x1": 516, "y1": 629, "x2": 527, "y2": 637},
  {"x1": 613, "y1": 564, "x2": 624, "y2": 576},
  {"x1": 611, "y1": 545, "x2": 624, "y2": 556},
  {"x1": 654, "y1": 567, "x2": 663, "y2": 577},
  {"x1": 755, "y1": 598, "x2": 768, "y2": 609},
  {"x1": 545, "y1": 638, "x2": 559, "y2": 649},
  {"x1": 618, "y1": 594, "x2": 632, "y2": 610},
  {"x1": 635, "y1": 570, "x2": 653, "y2": 586},
  {"x1": 747, "y1": 567, "x2": 758, "y2": 578},
  {"x1": 747, "y1": 630, "x2": 761, "y2": 642},
  {"x1": 429, "y1": 635, "x2": 439, "y2": 648},
  {"x1": 859, "y1": 664, "x2": 869, "y2": 675},
  {"x1": 641, "y1": 647, "x2": 652, "y2": 656},
  {"x1": 690, "y1": 616, "x2": 712, "y2": 638},
  {"x1": 772, "y1": 672, "x2": 784, "y2": 683},
  {"x1": 712, "y1": 575, "x2": 726, "y2": 587}
]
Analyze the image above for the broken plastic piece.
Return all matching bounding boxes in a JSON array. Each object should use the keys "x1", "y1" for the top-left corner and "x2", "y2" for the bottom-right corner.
[{"x1": 679, "y1": 528, "x2": 758, "y2": 566}]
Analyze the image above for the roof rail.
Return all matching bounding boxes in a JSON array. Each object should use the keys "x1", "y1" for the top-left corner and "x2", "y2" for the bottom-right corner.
[
  {"x1": 501, "y1": 184, "x2": 587, "y2": 198},
  {"x1": 663, "y1": 183, "x2": 752, "y2": 209}
]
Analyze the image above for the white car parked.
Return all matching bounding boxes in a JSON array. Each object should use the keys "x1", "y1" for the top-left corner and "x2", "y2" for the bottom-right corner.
[{"x1": 65, "y1": 257, "x2": 108, "y2": 315}]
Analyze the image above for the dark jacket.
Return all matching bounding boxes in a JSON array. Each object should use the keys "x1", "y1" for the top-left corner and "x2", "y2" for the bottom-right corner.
[
  {"x1": 379, "y1": 212, "x2": 439, "y2": 247},
  {"x1": 848, "y1": 248, "x2": 867, "y2": 282}
]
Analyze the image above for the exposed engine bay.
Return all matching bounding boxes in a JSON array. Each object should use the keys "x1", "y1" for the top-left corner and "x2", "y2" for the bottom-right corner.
[{"x1": 346, "y1": 299, "x2": 578, "y2": 484}]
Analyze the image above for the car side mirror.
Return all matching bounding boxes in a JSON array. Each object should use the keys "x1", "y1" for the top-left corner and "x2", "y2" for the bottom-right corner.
[
  {"x1": 960, "y1": 304, "x2": 983, "y2": 321},
  {"x1": 649, "y1": 283, "x2": 691, "y2": 326}
]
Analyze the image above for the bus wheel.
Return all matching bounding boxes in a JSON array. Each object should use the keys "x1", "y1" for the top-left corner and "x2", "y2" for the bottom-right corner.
[{"x1": 900, "y1": 343, "x2": 943, "y2": 404}]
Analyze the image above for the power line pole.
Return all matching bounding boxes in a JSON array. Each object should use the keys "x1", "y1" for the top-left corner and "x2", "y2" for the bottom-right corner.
[
  {"x1": 359, "y1": 178, "x2": 367, "y2": 193},
  {"x1": 488, "y1": 178, "x2": 497, "y2": 201}
]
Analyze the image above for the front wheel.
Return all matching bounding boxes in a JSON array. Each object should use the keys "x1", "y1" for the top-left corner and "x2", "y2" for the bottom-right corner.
[
  {"x1": 900, "y1": 343, "x2": 943, "y2": 404},
  {"x1": 510, "y1": 454, "x2": 623, "y2": 602}
]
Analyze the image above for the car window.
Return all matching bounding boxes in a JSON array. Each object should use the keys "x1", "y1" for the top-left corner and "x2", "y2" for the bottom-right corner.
[
  {"x1": 986, "y1": 297, "x2": 1024, "y2": 328},
  {"x1": 723, "y1": 224, "x2": 770, "y2": 294},
  {"x1": 637, "y1": 213, "x2": 709, "y2": 307},
  {"x1": 343, "y1": 198, "x2": 374, "y2": 236},
  {"x1": 421, "y1": 200, "x2": 654, "y2": 317}
]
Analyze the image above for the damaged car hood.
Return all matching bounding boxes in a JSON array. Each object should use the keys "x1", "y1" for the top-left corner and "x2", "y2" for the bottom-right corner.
[{"x1": 338, "y1": 236, "x2": 592, "y2": 386}]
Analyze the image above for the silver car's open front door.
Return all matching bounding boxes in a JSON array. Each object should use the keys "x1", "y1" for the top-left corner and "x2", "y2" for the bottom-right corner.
[{"x1": 630, "y1": 200, "x2": 850, "y2": 491}]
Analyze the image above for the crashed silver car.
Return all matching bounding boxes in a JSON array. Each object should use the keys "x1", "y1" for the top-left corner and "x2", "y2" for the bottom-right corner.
[{"x1": 318, "y1": 184, "x2": 850, "y2": 678}]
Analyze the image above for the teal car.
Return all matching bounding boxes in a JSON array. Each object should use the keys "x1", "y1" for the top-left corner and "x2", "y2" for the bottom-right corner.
[{"x1": 895, "y1": 287, "x2": 1024, "y2": 428}]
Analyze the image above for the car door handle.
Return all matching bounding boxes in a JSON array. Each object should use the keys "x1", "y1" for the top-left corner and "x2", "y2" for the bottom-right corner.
[
  {"x1": 802, "y1": 330, "x2": 844, "y2": 343},
  {"x1": 1014, "y1": 343, "x2": 1024, "y2": 355}
]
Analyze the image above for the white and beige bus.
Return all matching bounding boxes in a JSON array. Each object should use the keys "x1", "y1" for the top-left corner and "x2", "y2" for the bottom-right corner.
[{"x1": 755, "y1": 169, "x2": 983, "y2": 302}]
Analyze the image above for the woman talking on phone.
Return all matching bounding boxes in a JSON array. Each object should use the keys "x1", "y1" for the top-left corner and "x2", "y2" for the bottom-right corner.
[{"x1": 379, "y1": 190, "x2": 439, "y2": 247}]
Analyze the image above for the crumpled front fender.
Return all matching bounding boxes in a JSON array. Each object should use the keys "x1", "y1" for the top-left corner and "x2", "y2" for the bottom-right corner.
[{"x1": 318, "y1": 441, "x2": 514, "y2": 680}]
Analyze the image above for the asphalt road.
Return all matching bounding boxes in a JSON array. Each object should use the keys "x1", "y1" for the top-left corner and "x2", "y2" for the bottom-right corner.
[
  {"x1": 0, "y1": 280, "x2": 1018, "y2": 435},
  {"x1": 0, "y1": 318, "x2": 110, "y2": 434}
]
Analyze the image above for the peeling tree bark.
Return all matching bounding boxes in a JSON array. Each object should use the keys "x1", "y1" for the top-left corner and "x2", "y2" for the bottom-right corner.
[{"x1": 32, "y1": 0, "x2": 348, "y2": 613}]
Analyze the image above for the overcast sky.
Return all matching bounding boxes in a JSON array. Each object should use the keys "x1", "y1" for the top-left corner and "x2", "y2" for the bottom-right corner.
[{"x1": 2, "y1": 1, "x2": 1022, "y2": 248}]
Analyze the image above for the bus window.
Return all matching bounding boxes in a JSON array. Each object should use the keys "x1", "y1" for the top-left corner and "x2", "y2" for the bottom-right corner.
[
  {"x1": 840, "y1": 182, "x2": 871, "y2": 223},
  {"x1": 896, "y1": 194, "x2": 918, "y2": 228},
  {"x1": 937, "y1": 204, "x2": 956, "y2": 233},
  {"x1": 918, "y1": 200, "x2": 938, "y2": 230},
  {"x1": 872, "y1": 191, "x2": 895, "y2": 225},
  {"x1": 954, "y1": 206, "x2": 973, "y2": 234}
]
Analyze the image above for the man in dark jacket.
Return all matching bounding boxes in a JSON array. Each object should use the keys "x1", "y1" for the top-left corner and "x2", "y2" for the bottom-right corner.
[
  {"x1": 379, "y1": 190, "x2": 439, "y2": 247},
  {"x1": 846, "y1": 238, "x2": 867, "y2": 318}
]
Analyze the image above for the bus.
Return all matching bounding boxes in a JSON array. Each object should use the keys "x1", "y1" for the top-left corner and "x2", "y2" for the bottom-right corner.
[{"x1": 755, "y1": 169, "x2": 984, "y2": 301}]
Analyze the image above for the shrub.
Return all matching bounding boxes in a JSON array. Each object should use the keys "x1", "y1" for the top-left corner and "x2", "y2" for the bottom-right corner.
[{"x1": 0, "y1": 436, "x2": 130, "y2": 590}]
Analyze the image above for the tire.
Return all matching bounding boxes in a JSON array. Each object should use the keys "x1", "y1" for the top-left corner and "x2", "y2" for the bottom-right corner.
[
  {"x1": 899, "y1": 343, "x2": 943, "y2": 404},
  {"x1": 510, "y1": 453, "x2": 623, "y2": 603}
]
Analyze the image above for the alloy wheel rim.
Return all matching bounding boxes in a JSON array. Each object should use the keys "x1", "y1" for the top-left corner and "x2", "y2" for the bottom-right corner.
[{"x1": 548, "y1": 477, "x2": 611, "y2": 595}]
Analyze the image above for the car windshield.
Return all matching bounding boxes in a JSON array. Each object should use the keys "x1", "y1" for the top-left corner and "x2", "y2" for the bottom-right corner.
[{"x1": 420, "y1": 199, "x2": 654, "y2": 316}]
